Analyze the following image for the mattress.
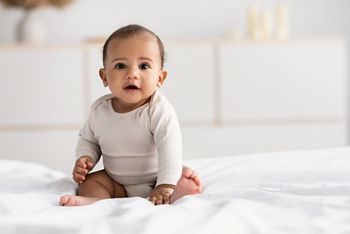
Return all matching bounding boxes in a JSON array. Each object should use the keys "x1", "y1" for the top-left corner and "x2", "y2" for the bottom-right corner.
[{"x1": 1, "y1": 147, "x2": 350, "y2": 234}]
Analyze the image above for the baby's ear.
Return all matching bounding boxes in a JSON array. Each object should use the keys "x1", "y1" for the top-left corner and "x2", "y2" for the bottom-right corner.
[
  {"x1": 157, "y1": 70, "x2": 167, "y2": 87},
  {"x1": 99, "y1": 68, "x2": 108, "y2": 87}
]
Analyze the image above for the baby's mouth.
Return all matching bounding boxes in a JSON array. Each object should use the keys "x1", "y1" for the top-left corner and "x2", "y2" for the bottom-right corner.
[{"x1": 124, "y1": 84, "x2": 140, "y2": 90}]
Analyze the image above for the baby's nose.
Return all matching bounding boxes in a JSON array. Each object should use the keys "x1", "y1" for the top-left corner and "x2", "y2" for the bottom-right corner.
[{"x1": 126, "y1": 68, "x2": 139, "y2": 79}]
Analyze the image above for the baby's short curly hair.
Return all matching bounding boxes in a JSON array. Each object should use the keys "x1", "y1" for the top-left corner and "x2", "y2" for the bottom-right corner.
[{"x1": 102, "y1": 24, "x2": 165, "y2": 68}]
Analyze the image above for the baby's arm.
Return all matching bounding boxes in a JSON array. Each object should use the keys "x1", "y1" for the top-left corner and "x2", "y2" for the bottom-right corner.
[
  {"x1": 149, "y1": 184, "x2": 176, "y2": 205},
  {"x1": 72, "y1": 155, "x2": 95, "y2": 184},
  {"x1": 150, "y1": 93, "x2": 183, "y2": 205}
]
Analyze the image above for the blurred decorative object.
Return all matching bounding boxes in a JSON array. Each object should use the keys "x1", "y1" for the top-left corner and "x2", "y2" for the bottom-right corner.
[
  {"x1": 223, "y1": 30, "x2": 242, "y2": 41},
  {"x1": 1, "y1": 0, "x2": 73, "y2": 10},
  {"x1": 16, "y1": 9, "x2": 46, "y2": 43},
  {"x1": 0, "y1": 0, "x2": 74, "y2": 44},
  {"x1": 247, "y1": 5, "x2": 261, "y2": 40},
  {"x1": 275, "y1": 3, "x2": 289, "y2": 40},
  {"x1": 260, "y1": 10, "x2": 273, "y2": 40},
  {"x1": 246, "y1": 3, "x2": 289, "y2": 41}
]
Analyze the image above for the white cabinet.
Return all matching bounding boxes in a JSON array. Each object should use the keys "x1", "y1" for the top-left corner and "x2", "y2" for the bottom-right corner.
[
  {"x1": 0, "y1": 45, "x2": 84, "y2": 174},
  {"x1": 219, "y1": 41, "x2": 347, "y2": 120},
  {"x1": 182, "y1": 123, "x2": 348, "y2": 158},
  {"x1": 162, "y1": 43, "x2": 216, "y2": 123},
  {"x1": 168, "y1": 39, "x2": 347, "y2": 159},
  {"x1": 0, "y1": 46, "x2": 84, "y2": 125},
  {"x1": 0, "y1": 131, "x2": 79, "y2": 174},
  {"x1": 83, "y1": 44, "x2": 109, "y2": 107},
  {"x1": 182, "y1": 39, "x2": 348, "y2": 158}
]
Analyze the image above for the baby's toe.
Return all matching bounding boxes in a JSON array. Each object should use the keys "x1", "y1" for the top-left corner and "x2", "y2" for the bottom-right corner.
[
  {"x1": 182, "y1": 167, "x2": 193, "y2": 178},
  {"x1": 59, "y1": 195, "x2": 69, "y2": 206},
  {"x1": 194, "y1": 176, "x2": 201, "y2": 185}
]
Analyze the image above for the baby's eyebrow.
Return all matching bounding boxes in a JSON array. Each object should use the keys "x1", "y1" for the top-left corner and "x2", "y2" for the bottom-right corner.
[
  {"x1": 111, "y1": 57, "x2": 127, "y2": 63},
  {"x1": 139, "y1": 57, "x2": 153, "y2": 62}
]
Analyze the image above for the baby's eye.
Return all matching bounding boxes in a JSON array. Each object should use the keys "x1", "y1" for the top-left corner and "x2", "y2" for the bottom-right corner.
[
  {"x1": 115, "y1": 63, "x2": 126, "y2": 69},
  {"x1": 139, "y1": 63, "x2": 150, "y2": 70}
]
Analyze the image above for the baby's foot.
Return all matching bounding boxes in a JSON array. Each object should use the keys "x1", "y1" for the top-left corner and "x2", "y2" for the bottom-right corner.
[
  {"x1": 170, "y1": 166, "x2": 202, "y2": 203},
  {"x1": 59, "y1": 195, "x2": 101, "y2": 206}
]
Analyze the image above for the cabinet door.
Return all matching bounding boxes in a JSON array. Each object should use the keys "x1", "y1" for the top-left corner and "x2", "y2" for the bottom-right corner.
[
  {"x1": 0, "y1": 46, "x2": 84, "y2": 125},
  {"x1": 162, "y1": 43, "x2": 216, "y2": 123},
  {"x1": 0, "y1": 131, "x2": 79, "y2": 174},
  {"x1": 219, "y1": 40, "x2": 347, "y2": 121},
  {"x1": 182, "y1": 123, "x2": 348, "y2": 159},
  {"x1": 84, "y1": 44, "x2": 110, "y2": 107}
]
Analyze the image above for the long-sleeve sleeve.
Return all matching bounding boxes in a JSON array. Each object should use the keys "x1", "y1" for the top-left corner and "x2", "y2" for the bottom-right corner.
[
  {"x1": 75, "y1": 107, "x2": 101, "y2": 164},
  {"x1": 150, "y1": 93, "x2": 183, "y2": 186}
]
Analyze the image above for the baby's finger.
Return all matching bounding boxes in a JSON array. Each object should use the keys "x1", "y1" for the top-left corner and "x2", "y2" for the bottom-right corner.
[
  {"x1": 86, "y1": 161, "x2": 94, "y2": 170},
  {"x1": 74, "y1": 166, "x2": 89, "y2": 175},
  {"x1": 73, "y1": 172, "x2": 85, "y2": 181},
  {"x1": 76, "y1": 159, "x2": 87, "y2": 169},
  {"x1": 73, "y1": 178, "x2": 83, "y2": 184},
  {"x1": 73, "y1": 173, "x2": 85, "y2": 183},
  {"x1": 163, "y1": 193, "x2": 171, "y2": 204},
  {"x1": 156, "y1": 195, "x2": 164, "y2": 205},
  {"x1": 149, "y1": 196, "x2": 157, "y2": 205},
  {"x1": 75, "y1": 178, "x2": 84, "y2": 184},
  {"x1": 73, "y1": 169, "x2": 86, "y2": 177}
]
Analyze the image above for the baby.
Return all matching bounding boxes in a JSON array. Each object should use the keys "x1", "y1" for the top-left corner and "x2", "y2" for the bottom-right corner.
[{"x1": 59, "y1": 24, "x2": 202, "y2": 206}]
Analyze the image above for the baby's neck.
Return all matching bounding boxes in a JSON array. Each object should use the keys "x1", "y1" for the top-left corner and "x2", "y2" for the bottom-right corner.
[{"x1": 112, "y1": 97, "x2": 150, "y2": 113}]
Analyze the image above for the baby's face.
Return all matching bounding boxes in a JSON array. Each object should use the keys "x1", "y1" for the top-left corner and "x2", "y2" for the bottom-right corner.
[{"x1": 100, "y1": 34, "x2": 166, "y2": 112}]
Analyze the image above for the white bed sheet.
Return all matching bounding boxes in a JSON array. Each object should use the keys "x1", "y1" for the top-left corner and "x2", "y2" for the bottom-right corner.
[{"x1": 0, "y1": 147, "x2": 350, "y2": 234}]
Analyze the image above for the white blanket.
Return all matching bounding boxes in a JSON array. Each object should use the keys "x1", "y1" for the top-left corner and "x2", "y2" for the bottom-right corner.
[{"x1": 0, "y1": 147, "x2": 350, "y2": 234}]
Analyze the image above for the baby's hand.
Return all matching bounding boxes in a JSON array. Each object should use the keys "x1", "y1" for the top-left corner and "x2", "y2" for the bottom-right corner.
[
  {"x1": 149, "y1": 184, "x2": 175, "y2": 205},
  {"x1": 72, "y1": 156, "x2": 95, "y2": 184}
]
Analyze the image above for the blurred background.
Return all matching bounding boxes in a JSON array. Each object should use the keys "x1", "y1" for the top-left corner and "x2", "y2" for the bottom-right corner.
[
  {"x1": 1, "y1": 0, "x2": 350, "y2": 43},
  {"x1": 0, "y1": 0, "x2": 349, "y2": 174}
]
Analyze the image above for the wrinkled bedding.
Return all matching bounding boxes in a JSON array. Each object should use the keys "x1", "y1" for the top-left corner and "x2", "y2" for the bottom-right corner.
[{"x1": 0, "y1": 147, "x2": 350, "y2": 234}]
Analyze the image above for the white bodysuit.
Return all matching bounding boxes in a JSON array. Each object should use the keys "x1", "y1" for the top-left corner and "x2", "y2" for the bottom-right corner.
[{"x1": 76, "y1": 91, "x2": 182, "y2": 196}]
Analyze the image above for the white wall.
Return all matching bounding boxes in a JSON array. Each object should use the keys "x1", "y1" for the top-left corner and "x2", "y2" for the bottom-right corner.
[{"x1": 0, "y1": 0, "x2": 349, "y2": 43}]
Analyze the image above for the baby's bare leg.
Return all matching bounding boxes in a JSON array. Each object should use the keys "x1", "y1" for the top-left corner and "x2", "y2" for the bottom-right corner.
[
  {"x1": 170, "y1": 166, "x2": 202, "y2": 203},
  {"x1": 59, "y1": 170, "x2": 126, "y2": 206}
]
